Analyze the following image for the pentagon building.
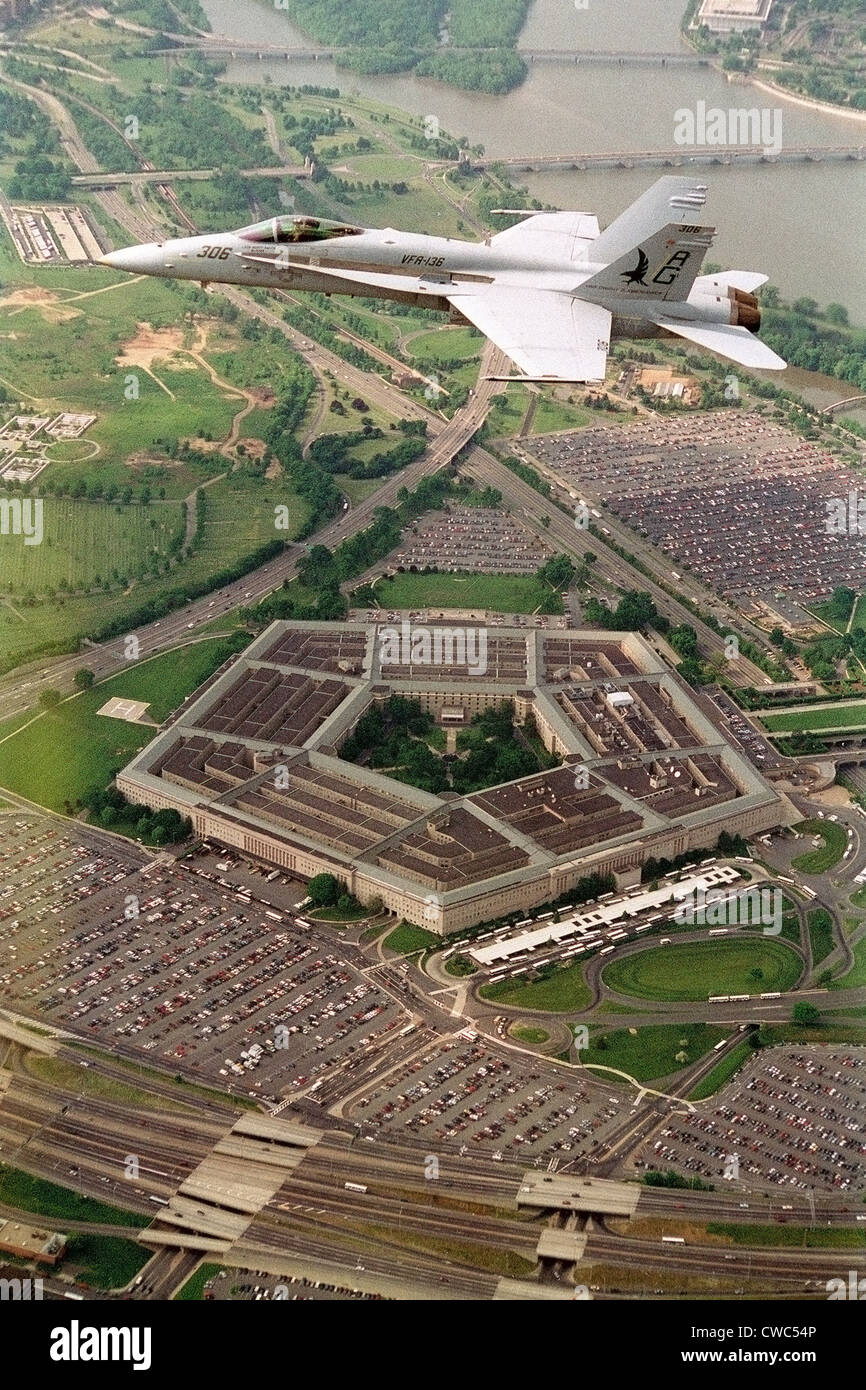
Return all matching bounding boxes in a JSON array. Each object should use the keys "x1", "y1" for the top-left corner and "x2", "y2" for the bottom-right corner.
[{"x1": 118, "y1": 621, "x2": 783, "y2": 932}]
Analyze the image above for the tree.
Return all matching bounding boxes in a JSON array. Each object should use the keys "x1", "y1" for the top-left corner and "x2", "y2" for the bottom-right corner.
[
  {"x1": 538, "y1": 554, "x2": 575, "y2": 590},
  {"x1": 74, "y1": 668, "x2": 95, "y2": 690},
  {"x1": 792, "y1": 1001, "x2": 820, "y2": 1027},
  {"x1": 308, "y1": 872, "x2": 340, "y2": 907},
  {"x1": 38, "y1": 689, "x2": 62, "y2": 710}
]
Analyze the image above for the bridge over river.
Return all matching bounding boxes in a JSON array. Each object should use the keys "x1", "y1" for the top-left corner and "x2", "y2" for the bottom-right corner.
[
  {"x1": 146, "y1": 39, "x2": 712, "y2": 68},
  {"x1": 471, "y1": 146, "x2": 866, "y2": 173}
]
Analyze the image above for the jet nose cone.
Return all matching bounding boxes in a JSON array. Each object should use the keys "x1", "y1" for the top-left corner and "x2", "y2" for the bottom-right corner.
[{"x1": 96, "y1": 243, "x2": 163, "y2": 274}]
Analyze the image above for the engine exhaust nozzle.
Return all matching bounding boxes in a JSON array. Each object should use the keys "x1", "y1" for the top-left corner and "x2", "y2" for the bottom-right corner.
[{"x1": 729, "y1": 287, "x2": 761, "y2": 334}]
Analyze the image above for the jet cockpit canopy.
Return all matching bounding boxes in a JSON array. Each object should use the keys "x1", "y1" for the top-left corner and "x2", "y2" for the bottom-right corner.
[{"x1": 237, "y1": 215, "x2": 363, "y2": 244}]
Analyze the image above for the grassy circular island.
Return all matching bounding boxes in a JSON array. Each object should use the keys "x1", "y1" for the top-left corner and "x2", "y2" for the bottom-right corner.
[{"x1": 601, "y1": 938, "x2": 801, "y2": 1002}]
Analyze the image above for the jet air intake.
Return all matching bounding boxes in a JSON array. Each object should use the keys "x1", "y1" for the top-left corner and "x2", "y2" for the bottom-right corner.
[{"x1": 730, "y1": 287, "x2": 761, "y2": 335}]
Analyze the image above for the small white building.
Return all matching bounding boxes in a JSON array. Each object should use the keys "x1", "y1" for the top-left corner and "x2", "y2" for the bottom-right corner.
[
  {"x1": 697, "y1": 0, "x2": 774, "y2": 34},
  {"x1": 606, "y1": 691, "x2": 634, "y2": 711}
]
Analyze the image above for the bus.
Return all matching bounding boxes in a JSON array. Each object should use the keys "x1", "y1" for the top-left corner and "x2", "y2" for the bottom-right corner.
[
  {"x1": 712, "y1": 1038, "x2": 727, "y2": 1051},
  {"x1": 344, "y1": 1182, "x2": 367, "y2": 1194},
  {"x1": 662, "y1": 1235, "x2": 685, "y2": 1245},
  {"x1": 599, "y1": 945, "x2": 615, "y2": 956}
]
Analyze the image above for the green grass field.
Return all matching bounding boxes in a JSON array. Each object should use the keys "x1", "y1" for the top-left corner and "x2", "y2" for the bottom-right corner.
[
  {"x1": 689, "y1": 1040, "x2": 753, "y2": 1100},
  {"x1": 761, "y1": 703, "x2": 866, "y2": 732},
  {"x1": 0, "y1": 1163, "x2": 149, "y2": 1228},
  {"x1": 372, "y1": 571, "x2": 560, "y2": 614},
  {"x1": 807, "y1": 908, "x2": 836, "y2": 967},
  {"x1": 580, "y1": 1023, "x2": 728, "y2": 1083},
  {"x1": 509, "y1": 1024, "x2": 550, "y2": 1045},
  {"x1": 707, "y1": 1223, "x2": 866, "y2": 1249},
  {"x1": 0, "y1": 637, "x2": 245, "y2": 812},
  {"x1": 485, "y1": 386, "x2": 531, "y2": 437},
  {"x1": 479, "y1": 960, "x2": 592, "y2": 1013},
  {"x1": 68, "y1": 1235, "x2": 151, "y2": 1291},
  {"x1": 829, "y1": 934, "x2": 866, "y2": 990},
  {"x1": 791, "y1": 819, "x2": 848, "y2": 874},
  {"x1": 532, "y1": 397, "x2": 595, "y2": 434},
  {"x1": 407, "y1": 326, "x2": 483, "y2": 363},
  {"x1": 0, "y1": 499, "x2": 184, "y2": 594},
  {"x1": 383, "y1": 924, "x2": 439, "y2": 954},
  {"x1": 0, "y1": 226, "x2": 315, "y2": 668},
  {"x1": 601, "y1": 939, "x2": 801, "y2": 1002},
  {"x1": 0, "y1": 478, "x2": 304, "y2": 672},
  {"x1": 175, "y1": 1262, "x2": 223, "y2": 1301}
]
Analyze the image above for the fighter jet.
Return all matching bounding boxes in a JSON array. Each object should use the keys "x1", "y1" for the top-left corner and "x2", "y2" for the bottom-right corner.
[{"x1": 98, "y1": 176, "x2": 785, "y2": 382}]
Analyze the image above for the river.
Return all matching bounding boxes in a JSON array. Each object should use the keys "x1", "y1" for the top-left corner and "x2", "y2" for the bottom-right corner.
[{"x1": 199, "y1": 0, "x2": 866, "y2": 334}]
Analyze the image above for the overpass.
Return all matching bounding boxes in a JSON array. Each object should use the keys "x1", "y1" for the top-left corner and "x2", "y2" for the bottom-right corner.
[{"x1": 71, "y1": 164, "x2": 309, "y2": 187}]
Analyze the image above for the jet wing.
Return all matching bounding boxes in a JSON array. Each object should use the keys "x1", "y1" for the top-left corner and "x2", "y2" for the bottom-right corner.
[
  {"x1": 447, "y1": 286, "x2": 611, "y2": 382},
  {"x1": 490, "y1": 211, "x2": 600, "y2": 263},
  {"x1": 652, "y1": 317, "x2": 787, "y2": 370}
]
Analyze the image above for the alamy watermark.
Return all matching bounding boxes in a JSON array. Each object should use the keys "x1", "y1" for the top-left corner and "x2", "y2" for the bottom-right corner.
[
  {"x1": 827, "y1": 1272, "x2": 866, "y2": 1300},
  {"x1": 0, "y1": 1276, "x2": 43, "y2": 1300},
  {"x1": 673, "y1": 885, "x2": 782, "y2": 936},
  {"x1": 674, "y1": 101, "x2": 783, "y2": 157},
  {"x1": 0, "y1": 497, "x2": 43, "y2": 547},
  {"x1": 378, "y1": 620, "x2": 488, "y2": 677},
  {"x1": 825, "y1": 489, "x2": 866, "y2": 537}
]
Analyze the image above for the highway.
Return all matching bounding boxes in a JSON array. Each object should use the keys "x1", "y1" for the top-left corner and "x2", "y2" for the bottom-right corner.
[{"x1": 2, "y1": 1030, "x2": 864, "y2": 1299}]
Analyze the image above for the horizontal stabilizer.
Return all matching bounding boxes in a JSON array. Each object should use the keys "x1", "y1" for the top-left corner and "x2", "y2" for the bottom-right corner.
[
  {"x1": 653, "y1": 318, "x2": 786, "y2": 370},
  {"x1": 696, "y1": 270, "x2": 769, "y2": 294}
]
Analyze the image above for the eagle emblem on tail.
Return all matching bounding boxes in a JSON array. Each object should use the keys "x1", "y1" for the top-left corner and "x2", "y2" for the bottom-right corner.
[{"x1": 621, "y1": 248, "x2": 649, "y2": 286}]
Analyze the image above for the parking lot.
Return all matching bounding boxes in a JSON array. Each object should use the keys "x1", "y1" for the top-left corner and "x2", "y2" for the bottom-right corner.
[
  {"x1": 635, "y1": 1046, "x2": 866, "y2": 1193},
  {"x1": 528, "y1": 412, "x2": 866, "y2": 606},
  {"x1": 348, "y1": 1035, "x2": 628, "y2": 1164},
  {"x1": 0, "y1": 813, "x2": 408, "y2": 1102},
  {"x1": 201, "y1": 1268, "x2": 383, "y2": 1301},
  {"x1": 386, "y1": 506, "x2": 553, "y2": 575}
]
